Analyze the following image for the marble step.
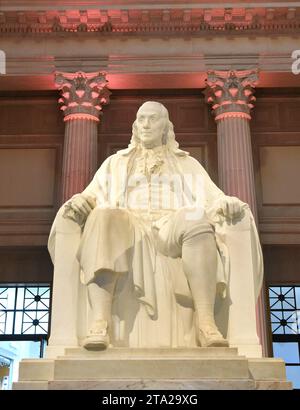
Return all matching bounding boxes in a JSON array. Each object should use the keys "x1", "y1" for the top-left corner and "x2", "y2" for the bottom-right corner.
[
  {"x1": 14, "y1": 378, "x2": 257, "y2": 390},
  {"x1": 63, "y1": 347, "x2": 239, "y2": 358},
  {"x1": 19, "y1": 356, "x2": 250, "y2": 381},
  {"x1": 55, "y1": 356, "x2": 249, "y2": 380},
  {"x1": 14, "y1": 378, "x2": 293, "y2": 391}
]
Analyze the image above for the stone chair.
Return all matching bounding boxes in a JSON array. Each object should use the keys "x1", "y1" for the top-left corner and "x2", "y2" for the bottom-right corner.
[{"x1": 46, "y1": 206, "x2": 263, "y2": 359}]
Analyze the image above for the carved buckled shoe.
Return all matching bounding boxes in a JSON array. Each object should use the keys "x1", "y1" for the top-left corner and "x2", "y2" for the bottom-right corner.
[
  {"x1": 82, "y1": 319, "x2": 110, "y2": 350},
  {"x1": 197, "y1": 323, "x2": 229, "y2": 348}
]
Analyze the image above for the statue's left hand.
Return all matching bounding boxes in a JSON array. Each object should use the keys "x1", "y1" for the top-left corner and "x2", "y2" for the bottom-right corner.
[{"x1": 216, "y1": 196, "x2": 246, "y2": 220}]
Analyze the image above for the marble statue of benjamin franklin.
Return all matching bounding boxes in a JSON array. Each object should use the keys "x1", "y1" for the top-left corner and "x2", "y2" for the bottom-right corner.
[{"x1": 48, "y1": 101, "x2": 263, "y2": 353}]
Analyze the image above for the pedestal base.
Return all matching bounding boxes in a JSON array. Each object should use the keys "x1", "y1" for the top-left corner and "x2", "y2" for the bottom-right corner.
[{"x1": 13, "y1": 348, "x2": 292, "y2": 390}]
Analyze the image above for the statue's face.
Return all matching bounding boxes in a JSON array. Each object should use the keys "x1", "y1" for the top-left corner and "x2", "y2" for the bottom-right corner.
[{"x1": 136, "y1": 102, "x2": 166, "y2": 148}]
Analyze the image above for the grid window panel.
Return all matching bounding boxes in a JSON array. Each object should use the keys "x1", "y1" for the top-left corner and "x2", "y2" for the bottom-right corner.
[
  {"x1": 269, "y1": 286, "x2": 300, "y2": 335},
  {"x1": 0, "y1": 285, "x2": 50, "y2": 337},
  {"x1": 269, "y1": 285, "x2": 300, "y2": 390}
]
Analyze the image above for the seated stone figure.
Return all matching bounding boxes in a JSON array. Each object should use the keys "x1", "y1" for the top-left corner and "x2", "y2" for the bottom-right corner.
[{"x1": 48, "y1": 101, "x2": 263, "y2": 355}]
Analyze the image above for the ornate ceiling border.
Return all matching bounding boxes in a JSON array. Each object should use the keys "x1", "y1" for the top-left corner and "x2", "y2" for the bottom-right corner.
[
  {"x1": 1, "y1": 1, "x2": 298, "y2": 10},
  {"x1": 0, "y1": 7, "x2": 300, "y2": 35}
]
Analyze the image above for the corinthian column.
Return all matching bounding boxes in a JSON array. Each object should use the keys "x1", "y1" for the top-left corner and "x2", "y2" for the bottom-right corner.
[
  {"x1": 55, "y1": 71, "x2": 110, "y2": 202},
  {"x1": 205, "y1": 69, "x2": 269, "y2": 357}
]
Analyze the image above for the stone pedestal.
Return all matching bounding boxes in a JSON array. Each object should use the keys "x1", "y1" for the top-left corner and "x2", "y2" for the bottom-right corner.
[{"x1": 13, "y1": 348, "x2": 292, "y2": 390}]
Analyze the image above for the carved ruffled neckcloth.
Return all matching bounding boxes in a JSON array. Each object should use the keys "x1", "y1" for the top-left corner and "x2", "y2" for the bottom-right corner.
[{"x1": 134, "y1": 145, "x2": 165, "y2": 176}]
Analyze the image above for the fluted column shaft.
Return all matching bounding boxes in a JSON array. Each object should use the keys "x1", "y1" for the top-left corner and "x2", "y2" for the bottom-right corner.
[
  {"x1": 55, "y1": 71, "x2": 110, "y2": 203},
  {"x1": 205, "y1": 69, "x2": 269, "y2": 356},
  {"x1": 217, "y1": 116, "x2": 258, "y2": 222},
  {"x1": 62, "y1": 118, "x2": 98, "y2": 202}
]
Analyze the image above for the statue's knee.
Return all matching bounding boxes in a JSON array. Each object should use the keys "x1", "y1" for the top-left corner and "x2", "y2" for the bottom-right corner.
[{"x1": 177, "y1": 207, "x2": 208, "y2": 224}]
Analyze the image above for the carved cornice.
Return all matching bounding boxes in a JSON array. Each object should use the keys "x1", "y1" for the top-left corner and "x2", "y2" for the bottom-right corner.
[
  {"x1": 204, "y1": 69, "x2": 259, "y2": 121},
  {"x1": 55, "y1": 71, "x2": 111, "y2": 121},
  {"x1": 1, "y1": 7, "x2": 300, "y2": 36}
]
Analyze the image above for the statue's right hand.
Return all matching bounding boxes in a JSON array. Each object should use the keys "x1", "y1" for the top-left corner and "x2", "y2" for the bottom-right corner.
[
  {"x1": 63, "y1": 194, "x2": 96, "y2": 227},
  {"x1": 69, "y1": 194, "x2": 97, "y2": 218}
]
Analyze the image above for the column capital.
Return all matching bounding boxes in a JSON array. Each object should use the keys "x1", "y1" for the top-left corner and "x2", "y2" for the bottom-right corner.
[
  {"x1": 204, "y1": 69, "x2": 259, "y2": 121},
  {"x1": 55, "y1": 71, "x2": 111, "y2": 122}
]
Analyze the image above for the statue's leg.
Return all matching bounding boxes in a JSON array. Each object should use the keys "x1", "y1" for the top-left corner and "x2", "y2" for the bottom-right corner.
[
  {"x1": 181, "y1": 230, "x2": 228, "y2": 347},
  {"x1": 88, "y1": 273, "x2": 118, "y2": 326},
  {"x1": 78, "y1": 207, "x2": 134, "y2": 350},
  {"x1": 157, "y1": 208, "x2": 228, "y2": 347},
  {"x1": 84, "y1": 271, "x2": 119, "y2": 350}
]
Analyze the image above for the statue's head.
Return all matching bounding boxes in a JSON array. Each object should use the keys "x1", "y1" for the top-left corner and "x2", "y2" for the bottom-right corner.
[
  {"x1": 129, "y1": 101, "x2": 180, "y2": 152},
  {"x1": 135, "y1": 101, "x2": 168, "y2": 148}
]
